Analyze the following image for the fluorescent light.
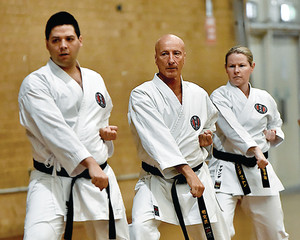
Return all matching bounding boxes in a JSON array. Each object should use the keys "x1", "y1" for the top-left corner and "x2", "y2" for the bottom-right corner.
[
  {"x1": 281, "y1": 3, "x2": 296, "y2": 22},
  {"x1": 246, "y1": 1, "x2": 258, "y2": 21}
]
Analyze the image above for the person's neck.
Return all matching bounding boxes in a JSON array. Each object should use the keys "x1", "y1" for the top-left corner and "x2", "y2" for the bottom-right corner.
[
  {"x1": 62, "y1": 64, "x2": 82, "y2": 88},
  {"x1": 239, "y1": 83, "x2": 250, "y2": 98},
  {"x1": 61, "y1": 64, "x2": 77, "y2": 75},
  {"x1": 158, "y1": 73, "x2": 182, "y2": 103}
]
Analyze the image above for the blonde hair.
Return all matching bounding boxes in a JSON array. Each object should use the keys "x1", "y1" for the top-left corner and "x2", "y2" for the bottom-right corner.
[{"x1": 225, "y1": 46, "x2": 254, "y2": 66}]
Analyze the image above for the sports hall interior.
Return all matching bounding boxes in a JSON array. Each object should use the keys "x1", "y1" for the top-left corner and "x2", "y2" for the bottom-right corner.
[{"x1": 0, "y1": 0, "x2": 299, "y2": 239}]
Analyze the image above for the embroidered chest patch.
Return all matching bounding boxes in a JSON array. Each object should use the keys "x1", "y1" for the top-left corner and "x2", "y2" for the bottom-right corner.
[
  {"x1": 95, "y1": 92, "x2": 106, "y2": 108},
  {"x1": 254, "y1": 103, "x2": 267, "y2": 114},
  {"x1": 190, "y1": 115, "x2": 201, "y2": 131}
]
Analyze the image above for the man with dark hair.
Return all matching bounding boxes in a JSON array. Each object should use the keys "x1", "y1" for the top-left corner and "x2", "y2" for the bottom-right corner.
[
  {"x1": 45, "y1": 11, "x2": 81, "y2": 40},
  {"x1": 18, "y1": 11, "x2": 129, "y2": 240}
]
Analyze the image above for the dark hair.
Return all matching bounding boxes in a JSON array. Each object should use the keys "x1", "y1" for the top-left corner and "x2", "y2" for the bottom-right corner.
[{"x1": 45, "y1": 11, "x2": 80, "y2": 40}]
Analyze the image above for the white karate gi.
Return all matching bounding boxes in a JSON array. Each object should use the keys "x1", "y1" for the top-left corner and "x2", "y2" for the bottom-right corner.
[
  {"x1": 19, "y1": 59, "x2": 129, "y2": 240},
  {"x1": 128, "y1": 74, "x2": 230, "y2": 240},
  {"x1": 209, "y1": 81, "x2": 289, "y2": 239}
]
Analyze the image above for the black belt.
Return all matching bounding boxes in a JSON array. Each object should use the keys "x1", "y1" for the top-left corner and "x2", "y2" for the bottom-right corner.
[
  {"x1": 213, "y1": 148, "x2": 268, "y2": 167},
  {"x1": 142, "y1": 162, "x2": 214, "y2": 240},
  {"x1": 213, "y1": 148, "x2": 270, "y2": 195},
  {"x1": 33, "y1": 160, "x2": 116, "y2": 240}
]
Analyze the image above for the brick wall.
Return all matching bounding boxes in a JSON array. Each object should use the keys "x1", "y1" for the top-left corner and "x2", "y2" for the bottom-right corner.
[{"x1": 0, "y1": 0, "x2": 235, "y2": 237}]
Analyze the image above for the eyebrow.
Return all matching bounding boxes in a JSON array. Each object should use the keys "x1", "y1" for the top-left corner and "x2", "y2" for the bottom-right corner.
[
  {"x1": 161, "y1": 49, "x2": 182, "y2": 53},
  {"x1": 50, "y1": 34, "x2": 76, "y2": 39}
]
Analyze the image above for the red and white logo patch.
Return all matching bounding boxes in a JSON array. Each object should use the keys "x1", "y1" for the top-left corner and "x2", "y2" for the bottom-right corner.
[
  {"x1": 254, "y1": 103, "x2": 267, "y2": 114},
  {"x1": 190, "y1": 115, "x2": 201, "y2": 131},
  {"x1": 95, "y1": 92, "x2": 106, "y2": 108}
]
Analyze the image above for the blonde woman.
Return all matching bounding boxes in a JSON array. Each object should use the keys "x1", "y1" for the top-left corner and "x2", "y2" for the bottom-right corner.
[{"x1": 209, "y1": 46, "x2": 289, "y2": 240}]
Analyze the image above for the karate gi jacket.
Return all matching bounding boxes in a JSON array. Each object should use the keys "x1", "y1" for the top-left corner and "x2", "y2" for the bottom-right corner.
[
  {"x1": 18, "y1": 59, "x2": 125, "y2": 221},
  {"x1": 209, "y1": 81, "x2": 284, "y2": 196},
  {"x1": 128, "y1": 74, "x2": 220, "y2": 225}
]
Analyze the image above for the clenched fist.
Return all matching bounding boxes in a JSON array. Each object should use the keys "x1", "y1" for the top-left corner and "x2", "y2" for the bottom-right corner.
[
  {"x1": 99, "y1": 125, "x2": 118, "y2": 141},
  {"x1": 198, "y1": 130, "x2": 213, "y2": 147}
]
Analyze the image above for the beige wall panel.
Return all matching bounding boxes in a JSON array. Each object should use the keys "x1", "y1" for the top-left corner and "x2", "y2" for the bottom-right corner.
[
  {"x1": 0, "y1": 0, "x2": 235, "y2": 237},
  {"x1": 0, "y1": 193, "x2": 27, "y2": 238}
]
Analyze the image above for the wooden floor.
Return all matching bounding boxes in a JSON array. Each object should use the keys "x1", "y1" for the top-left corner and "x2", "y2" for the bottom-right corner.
[{"x1": 2, "y1": 192, "x2": 298, "y2": 240}]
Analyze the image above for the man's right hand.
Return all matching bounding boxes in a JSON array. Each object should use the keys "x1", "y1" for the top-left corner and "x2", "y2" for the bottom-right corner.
[
  {"x1": 198, "y1": 130, "x2": 213, "y2": 147},
  {"x1": 99, "y1": 125, "x2": 118, "y2": 141},
  {"x1": 175, "y1": 164, "x2": 205, "y2": 198},
  {"x1": 80, "y1": 157, "x2": 108, "y2": 191}
]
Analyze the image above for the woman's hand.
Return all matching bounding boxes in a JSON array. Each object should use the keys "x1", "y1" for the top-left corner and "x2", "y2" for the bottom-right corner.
[
  {"x1": 247, "y1": 146, "x2": 268, "y2": 169},
  {"x1": 264, "y1": 129, "x2": 276, "y2": 142}
]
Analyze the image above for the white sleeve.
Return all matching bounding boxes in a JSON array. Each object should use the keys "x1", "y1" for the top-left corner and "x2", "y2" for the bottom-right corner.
[
  {"x1": 128, "y1": 88, "x2": 187, "y2": 179},
  {"x1": 210, "y1": 89, "x2": 257, "y2": 156},
  {"x1": 18, "y1": 75, "x2": 91, "y2": 176},
  {"x1": 266, "y1": 94, "x2": 284, "y2": 147},
  {"x1": 201, "y1": 93, "x2": 218, "y2": 134},
  {"x1": 105, "y1": 140, "x2": 114, "y2": 157},
  {"x1": 100, "y1": 88, "x2": 115, "y2": 157}
]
